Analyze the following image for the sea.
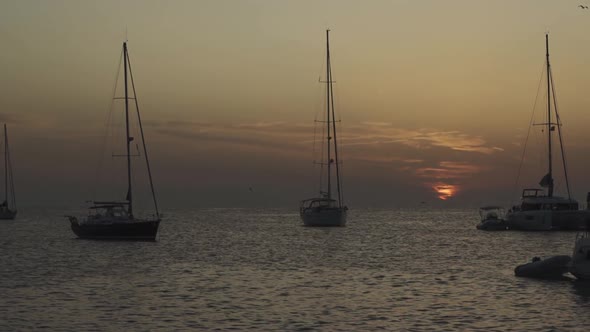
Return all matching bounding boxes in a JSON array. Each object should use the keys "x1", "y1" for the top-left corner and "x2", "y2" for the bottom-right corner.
[{"x1": 2, "y1": 207, "x2": 590, "y2": 331}]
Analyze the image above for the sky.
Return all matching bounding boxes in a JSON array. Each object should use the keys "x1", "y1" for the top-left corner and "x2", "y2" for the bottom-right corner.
[{"x1": 2, "y1": 0, "x2": 590, "y2": 209}]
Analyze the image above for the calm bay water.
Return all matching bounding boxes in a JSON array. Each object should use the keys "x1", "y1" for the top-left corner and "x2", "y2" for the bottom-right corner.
[{"x1": 2, "y1": 208, "x2": 590, "y2": 331}]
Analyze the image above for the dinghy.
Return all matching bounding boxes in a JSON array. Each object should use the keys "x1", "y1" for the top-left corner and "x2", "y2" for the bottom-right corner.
[{"x1": 514, "y1": 255, "x2": 571, "y2": 279}]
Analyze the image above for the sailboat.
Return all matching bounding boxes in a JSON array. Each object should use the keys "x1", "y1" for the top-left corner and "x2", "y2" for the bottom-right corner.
[
  {"x1": 0, "y1": 124, "x2": 16, "y2": 220},
  {"x1": 505, "y1": 34, "x2": 590, "y2": 231},
  {"x1": 66, "y1": 42, "x2": 161, "y2": 240},
  {"x1": 299, "y1": 30, "x2": 348, "y2": 227}
]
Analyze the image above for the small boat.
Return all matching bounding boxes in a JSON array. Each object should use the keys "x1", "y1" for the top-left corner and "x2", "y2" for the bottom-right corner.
[
  {"x1": 514, "y1": 255, "x2": 571, "y2": 279},
  {"x1": 0, "y1": 124, "x2": 16, "y2": 220},
  {"x1": 570, "y1": 229, "x2": 590, "y2": 280},
  {"x1": 66, "y1": 42, "x2": 161, "y2": 240},
  {"x1": 476, "y1": 206, "x2": 507, "y2": 230},
  {"x1": 299, "y1": 30, "x2": 347, "y2": 227},
  {"x1": 505, "y1": 34, "x2": 590, "y2": 231}
]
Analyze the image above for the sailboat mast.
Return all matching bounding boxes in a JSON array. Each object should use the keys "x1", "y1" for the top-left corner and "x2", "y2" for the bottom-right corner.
[
  {"x1": 546, "y1": 34, "x2": 554, "y2": 197},
  {"x1": 326, "y1": 29, "x2": 332, "y2": 200},
  {"x1": 124, "y1": 42, "x2": 133, "y2": 217},
  {"x1": 3, "y1": 124, "x2": 7, "y2": 205}
]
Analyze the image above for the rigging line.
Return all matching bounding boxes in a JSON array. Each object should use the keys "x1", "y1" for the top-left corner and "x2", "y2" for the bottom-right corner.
[
  {"x1": 513, "y1": 61, "x2": 546, "y2": 202},
  {"x1": 329, "y1": 53, "x2": 343, "y2": 206},
  {"x1": 312, "y1": 75, "x2": 322, "y2": 195},
  {"x1": 318, "y1": 68, "x2": 327, "y2": 195},
  {"x1": 332, "y1": 69, "x2": 345, "y2": 205},
  {"x1": 316, "y1": 34, "x2": 330, "y2": 197},
  {"x1": 313, "y1": 87, "x2": 326, "y2": 195},
  {"x1": 317, "y1": 80, "x2": 326, "y2": 195},
  {"x1": 4, "y1": 128, "x2": 7, "y2": 205},
  {"x1": 93, "y1": 47, "x2": 124, "y2": 201},
  {"x1": 6, "y1": 132, "x2": 15, "y2": 209},
  {"x1": 312, "y1": 111, "x2": 319, "y2": 194},
  {"x1": 0, "y1": 138, "x2": 4, "y2": 203},
  {"x1": 319, "y1": 98, "x2": 326, "y2": 195},
  {"x1": 10, "y1": 154, "x2": 15, "y2": 209},
  {"x1": 549, "y1": 66, "x2": 571, "y2": 198},
  {"x1": 538, "y1": 93, "x2": 549, "y2": 171},
  {"x1": 5, "y1": 154, "x2": 16, "y2": 207},
  {"x1": 336, "y1": 114, "x2": 345, "y2": 205},
  {"x1": 337, "y1": 140, "x2": 345, "y2": 205},
  {"x1": 124, "y1": 43, "x2": 133, "y2": 217},
  {"x1": 9, "y1": 166, "x2": 15, "y2": 209},
  {"x1": 312, "y1": 48, "x2": 327, "y2": 197},
  {"x1": 326, "y1": 30, "x2": 332, "y2": 200},
  {"x1": 127, "y1": 46, "x2": 160, "y2": 218}
]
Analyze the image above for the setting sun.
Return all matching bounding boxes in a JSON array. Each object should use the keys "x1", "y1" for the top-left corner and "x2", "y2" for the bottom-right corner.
[{"x1": 432, "y1": 183, "x2": 457, "y2": 200}]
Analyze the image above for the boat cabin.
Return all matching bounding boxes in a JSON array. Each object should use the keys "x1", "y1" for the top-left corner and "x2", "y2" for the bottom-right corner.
[
  {"x1": 88, "y1": 202, "x2": 131, "y2": 220},
  {"x1": 510, "y1": 189, "x2": 579, "y2": 212},
  {"x1": 300, "y1": 198, "x2": 338, "y2": 212},
  {"x1": 479, "y1": 206, "x2": 504, "y2": 221}
]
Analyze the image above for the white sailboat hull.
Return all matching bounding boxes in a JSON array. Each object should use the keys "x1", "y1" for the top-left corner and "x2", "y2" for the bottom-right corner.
[
  {"x1": 571, "y1": 235, "x2": 590, "y2": 280},
  {"x1": 506, "y1": 210, "x2": 590, "y2": 231},
  {"x1": 300, "y1": 208, "x2": 347, "y2": 227}
]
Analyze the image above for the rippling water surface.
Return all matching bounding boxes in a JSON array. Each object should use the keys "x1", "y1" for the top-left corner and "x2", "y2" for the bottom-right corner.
[{"x1": 2, "y1": 208, "x2": 590, "y2": 331}]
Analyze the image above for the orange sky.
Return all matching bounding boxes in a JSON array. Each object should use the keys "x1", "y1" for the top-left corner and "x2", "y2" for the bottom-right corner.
[{"x1": 2, "y1": 1, "x2": 590, "y2": 208}]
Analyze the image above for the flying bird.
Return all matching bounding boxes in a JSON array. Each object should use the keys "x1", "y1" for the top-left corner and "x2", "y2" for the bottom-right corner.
[{"x1": 580, "y1": 4, "x2": 589, "y2": 9}]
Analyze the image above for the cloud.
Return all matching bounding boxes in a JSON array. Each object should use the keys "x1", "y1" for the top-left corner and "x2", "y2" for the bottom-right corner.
[
  {"x1": 407, "y1": 130, "x2": 504, "y2": 154},
  {"x1": 149, "y1": 120, "x2": 315, "y2": 155},
  {"x1": 336, "y1": 122, "x2": 503, "y2": 155},
  {"x1": 147, "y1": 119, "x2": 502, "y2": 201},
  {"x1": 235, "y1": 121, "x2": 287, "y2": 128},
  {"x1": 149, "y1": 119, "x2": 504, "y2": 159},
  {"x1": 360, "y1": 121, "x2": 393, "y2": 127},
  {"x1": 415, "y1": 161, "x2": 483, "y2": 180}
]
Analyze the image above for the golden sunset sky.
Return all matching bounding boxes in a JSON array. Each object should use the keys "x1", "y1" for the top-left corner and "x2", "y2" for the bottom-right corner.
[{"x1": 2, "y1": 0, "x2": 590, "y2": 208}]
